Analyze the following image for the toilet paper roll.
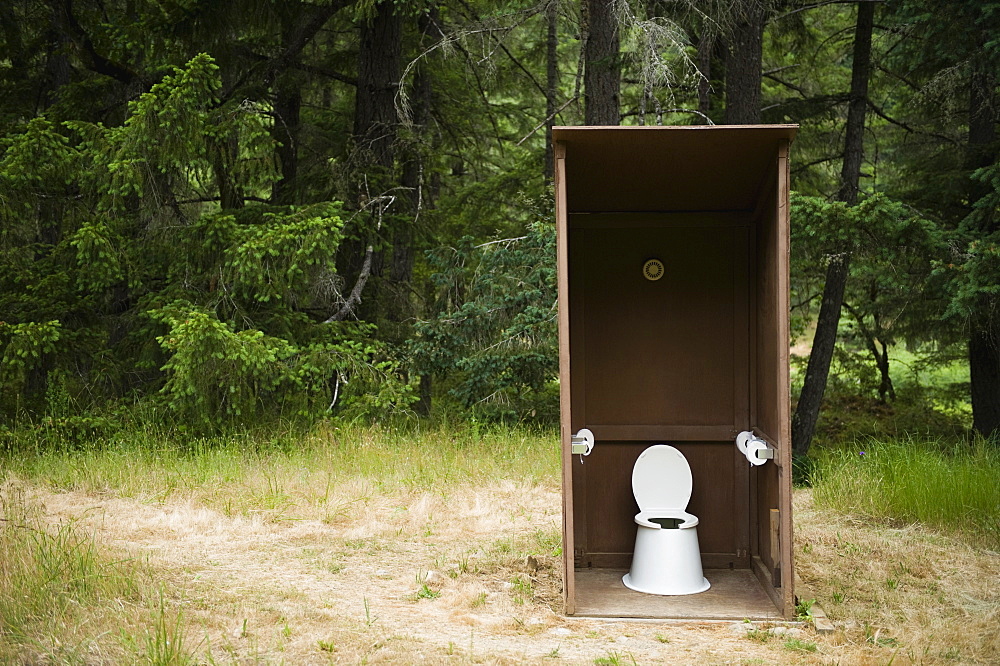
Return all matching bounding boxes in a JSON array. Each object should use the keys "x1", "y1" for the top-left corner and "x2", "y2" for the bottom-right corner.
[
  {"x1": 744, "y1": 439, "x2": 769, "y2": 466},
  {"x1": 735, "y1": 431, "x2": 754, "y2": 456}
]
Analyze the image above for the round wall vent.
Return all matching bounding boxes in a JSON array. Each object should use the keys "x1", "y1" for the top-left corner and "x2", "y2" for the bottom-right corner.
[{"x1": 643, "y1": 258, "x2": 664, "y2": 281}]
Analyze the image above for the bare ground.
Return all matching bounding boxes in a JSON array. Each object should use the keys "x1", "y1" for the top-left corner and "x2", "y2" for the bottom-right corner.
[{"x1": 21, "y1": 480, "x2": 1000, "y2": 665}]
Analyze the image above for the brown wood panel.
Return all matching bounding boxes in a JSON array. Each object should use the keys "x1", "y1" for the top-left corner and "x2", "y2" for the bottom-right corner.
[
  {"x1": 577, "y1": 442, "x2": 642, "y2": 558},
  {"x1": 566, "y1": 204, "x2": 588, "y2": 568},
  {"x1": 552, "y1": 125, "x2": 798, "y2": 213},
  {"x1": 573, "y1": 442, "x2": 745, "y2": 566},
  {"x1": 754, "y1": 186, "x2": 782, "y2": 443},
  {"x1": 585, "y1": 424, "x2": 740, "y2": 441},
  {"x1": 748, "y1": 141, "x2": 794, "y2": 618},
  {"x1": 752, "y1": 556, "x2": 782, "y2": 613},
  {"x1": 554, "y1": 141, "x2": 575, "y2": 614},
  {"x1": 573, "y1": 224, "x2": 745, "y2": 427},
  {"x1": 755, "y1": 462, "x2": 780, "y2": 571},
  {"x1": 776, "y1": 139, "x2": 795, "y2": 617},
  {"x1": 733, "y1": 225, "x2": 751, "y2": 433},
  {"x1": 569, "y1": 212, "x2": 750, "y2": 229}
]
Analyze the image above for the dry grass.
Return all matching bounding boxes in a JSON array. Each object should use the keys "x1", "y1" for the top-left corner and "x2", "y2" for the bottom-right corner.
[
  {"x1": 795, "y1": 489, "x2": 1000, "y2": 665},
  {"x1": 2, "y1": 424, "x2": 998, "y2": 664}
]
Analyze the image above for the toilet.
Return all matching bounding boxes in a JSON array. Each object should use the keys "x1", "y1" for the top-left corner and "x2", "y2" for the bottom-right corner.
[{"x1": 622, "y1": 444, "x2": 710, "y2": 596}]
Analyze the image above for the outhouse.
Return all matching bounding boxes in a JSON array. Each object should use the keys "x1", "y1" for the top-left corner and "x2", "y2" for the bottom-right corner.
[{"x1": 553, "y1": 125, "x2": 798, "y2": 620}]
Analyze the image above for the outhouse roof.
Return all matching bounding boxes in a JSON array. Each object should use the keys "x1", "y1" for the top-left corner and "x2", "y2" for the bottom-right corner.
[{"x1": 552, "y1": 125, "x2": 798, "y2": 213}]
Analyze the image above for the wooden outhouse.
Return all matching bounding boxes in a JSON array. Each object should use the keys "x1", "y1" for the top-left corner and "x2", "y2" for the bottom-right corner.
[{"x1": 553, "y1": 125, "x2": 798, "y2": 619}]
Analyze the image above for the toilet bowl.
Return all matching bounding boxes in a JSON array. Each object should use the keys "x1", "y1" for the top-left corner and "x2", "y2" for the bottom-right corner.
[{"x1": 622, "y1": 444, "x2": 710, "y2": 596}]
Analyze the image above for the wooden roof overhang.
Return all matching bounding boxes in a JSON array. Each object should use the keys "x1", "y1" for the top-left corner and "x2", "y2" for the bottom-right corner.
[{"x1": 552, "y1": 125, "x2": 798, "y2": 213}]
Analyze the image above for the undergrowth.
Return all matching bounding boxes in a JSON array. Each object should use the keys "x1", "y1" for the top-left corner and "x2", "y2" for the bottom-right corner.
[
  {"x1": 811, "y1": 436, "x2": 1000, "y2": 547},
  {"x1": 1, "y1": 417, "x2": 560, "y2": 518}
]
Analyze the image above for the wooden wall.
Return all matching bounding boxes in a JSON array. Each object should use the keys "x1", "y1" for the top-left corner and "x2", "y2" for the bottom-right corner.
[
  {"x1": 571, "y1": 441, "x2": 749, "y2": 569},
  {"x1": 566, "y1": 213, "x2": 753, "y2": 570},
  {"x1": 568, "y1": 214, "x2": 749, "y2": 441}
]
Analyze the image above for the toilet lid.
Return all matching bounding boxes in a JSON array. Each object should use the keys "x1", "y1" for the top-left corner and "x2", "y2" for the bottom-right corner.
[{"x1": 632, "y1": 445, "x2": 692, "y2": 510}]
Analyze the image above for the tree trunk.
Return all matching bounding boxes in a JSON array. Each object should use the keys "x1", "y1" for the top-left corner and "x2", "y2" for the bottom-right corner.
[
  {"x1": 843, "y1": 301, "x2": 895, "y2": 404},
  {"x1": 41, "y1": 5, "x2": 73, "y2": 111},
  {"x1": 791, "y1": 0, "x2": 874, "y2": 457},
  {"x1": 792, "y1": 254, "x2": 851, "y2": 454},
  {"x1": 723, "y1": 0, "x2": 764, "y2": 125},
  {"x1": 544, "y1": 0, "x2": 559, "y2": 179},
  {"x1": 271, "y1": 7, "x2": 303, "y2": 205},
  {"x1": 212, "y1": 134, "x2": 244, "y2": 210},
  {"x1": 414, "y1": 373, "x2": 433, "y2": 418},
  {"x1": 836, "y1": 0, "x2": 873, "y2": 208},
  {"x1": 272, "y1": 77, "x2": 301, "y2": 205},
  {"x1": 354, "y1": 2, "x2": 402, "y2": 170},
  {"x1": 697, "y1": 27, "x2": 715, "y2": 120},
  {"x1": 395, "y1": 35, "x2": 432, "y2": 288},
  {"x1": 583, "y1": 0, "x2": 619, "y2": 125},
  {"x1": 875, "y1": 339, "x2": 895, "y2": 403},
  {"x1": 970, "y1": 326, "x2": 1000, "y2": 440},
  {"x1": 967, "y1": 37, "x2": 999, "y2": 440},
  {"x1": 338, "y1": 1, "x2": 403, "y2": 321}
]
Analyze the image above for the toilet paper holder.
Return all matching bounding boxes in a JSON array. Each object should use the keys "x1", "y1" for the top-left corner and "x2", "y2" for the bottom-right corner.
[
  {"x1": 572, "y1": 428, "x2": 595, "y2": 459},
  {"x1": 736, "y1": 431, "x2": 774, "y2": 465}
]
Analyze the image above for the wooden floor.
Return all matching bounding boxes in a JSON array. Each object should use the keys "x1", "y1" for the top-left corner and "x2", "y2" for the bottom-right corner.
[{"x1": 573, "y1": 568, "x2": 783, "y2": 620}]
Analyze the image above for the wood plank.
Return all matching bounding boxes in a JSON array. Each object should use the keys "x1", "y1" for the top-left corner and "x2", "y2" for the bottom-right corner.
[
  {"x1": 769, "y1": 508, "x2": 781, "y2": 584},
  {"x1": 568, "y1": 223, "x2": 588, "y2": 566},
  {"x1": 554, "y1": 141, "x2": 575, "y2": 615},
  {"x1": 752, "y1": 555, "x2": 784, "y2": 616},
  {"x1": 776, "y1": 138, "x2": 795, "y2": 617},
  {"x1": 586, "y1": 425, "x2": 741, "y2": 441},
  {"x1": 569, "y1": 212, "x2": 748, "y2": 229},
  {"x1": 573, "y1": 568, "x2": 783, "y2": 620},
  {"x1": 576, "y1": 225, "x2": 741, "y2": 428},
  {"x1": 733, "y1": 225, "x2": 751, "y2": 433}
]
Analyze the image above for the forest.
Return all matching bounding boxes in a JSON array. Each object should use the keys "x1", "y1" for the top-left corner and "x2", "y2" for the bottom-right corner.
[
  {"x1": 3, "y1": 2, "x2": 1000, "y2": 663},
  {"x1": 0, "y1": 0, "x2": 998, "y2": 454}
]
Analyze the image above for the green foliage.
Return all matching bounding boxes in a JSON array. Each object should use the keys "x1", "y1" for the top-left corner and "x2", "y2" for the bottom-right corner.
[
  {"x1": 0, "y1": 0, "x2": 991, "y2": 436},
  {"x1": 0, "y1": 54, "x2": 410, "y2": 430},
  {"x1": 938, "y1": 159, "x2": 1000, "y2": 330},
  {"x1": 791, "y1": 192, "x2": 953, "y2": 401},
  {"x1": 225, "y1": 203, "x2": 346, "y2": 304},
  {"x1": 412, "y1": 202, "x2": 557, "y2": 421},
  {"x1": 0, "y1": 321, "x2": 62, "y2": 418},
  {"x1": 812, "y1": 436, "x2": 1000, "y2": 547},
  {"x1": 152, "y1": 306, "x2": 410, "y2": 428}
]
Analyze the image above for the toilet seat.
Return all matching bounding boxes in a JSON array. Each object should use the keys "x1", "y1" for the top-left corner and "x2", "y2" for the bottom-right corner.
[
  {"x1": 634, "y1": 509, "x2": 699, "y2": 530},
  {"x1": 632, "y1": 445, "x2": 694, "y2": 528}
]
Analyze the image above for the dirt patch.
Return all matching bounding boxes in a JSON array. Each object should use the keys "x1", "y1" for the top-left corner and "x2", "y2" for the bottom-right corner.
[{"x1": 23, "y1": 482, "x2": 999, "y2": 664}]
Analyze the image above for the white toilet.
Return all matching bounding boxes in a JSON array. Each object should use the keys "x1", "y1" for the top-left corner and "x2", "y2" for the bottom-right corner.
[{"x1": 622, "y1": 444, "x2": 710, "y2": 596}]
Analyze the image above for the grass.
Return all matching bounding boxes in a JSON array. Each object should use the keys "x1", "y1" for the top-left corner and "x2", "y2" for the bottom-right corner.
[
  {"x1": 1, "y1": 418, "x2": 560, "y2": 518},
  {"x1": 811, "y1": 436, "x2": 1000, "y2": 547},
  {"x1": 0, "y1": 480, "x2": 200, "y2": 664},
  {"x1": 783, "y1": 637, "x2": 818, "y2": 653},
  {"x1": 2, "y1": 415, "x2": 998, "y2": 663},
  {"x1": 795, "y1": 484, "x2": 1000, "y2": 665},
  {"x1": 0, "y1": 418, "x2": 561, "y2": 663}
]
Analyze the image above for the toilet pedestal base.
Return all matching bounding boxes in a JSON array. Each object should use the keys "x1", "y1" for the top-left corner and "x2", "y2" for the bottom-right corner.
[{"x1": 623, "y1": 525, "x2": 710, "y2": 596}]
